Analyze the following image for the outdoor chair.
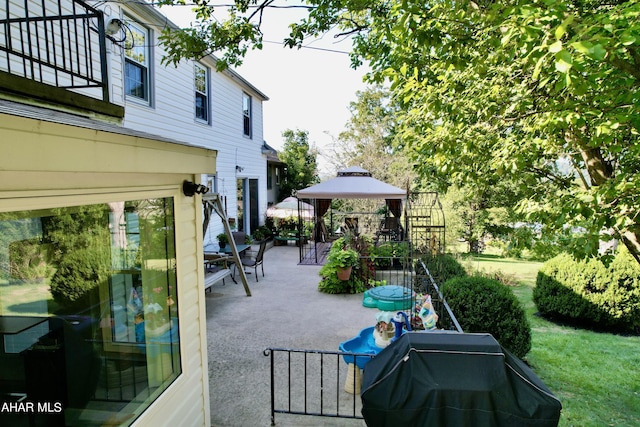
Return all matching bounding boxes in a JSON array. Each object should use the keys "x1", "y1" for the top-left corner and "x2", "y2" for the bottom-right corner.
[
  {"x1": 232, "y1": 231, "x2": 247, "y2": 245},
  {"x1": 237, "y1": 240, "x2": 267, "y2": 282},
  {"x1": 375, "y1": 217, "x2": 403, "y2": 242}
]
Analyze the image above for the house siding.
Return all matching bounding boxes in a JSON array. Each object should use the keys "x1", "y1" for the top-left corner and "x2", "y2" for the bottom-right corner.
[
  {"x1": 0, "y1": 113, "x2": 214, "y2": 427},
  {"x1": 112, "y1": 4, "x2": 268, "y2": 242}
]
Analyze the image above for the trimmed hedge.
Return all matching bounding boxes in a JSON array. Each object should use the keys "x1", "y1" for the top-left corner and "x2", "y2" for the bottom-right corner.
[
  {"x1": 534, "y1": 250, "x2": 640, "y2": 332},
  {"x1": 419, "y1": 254, "x2": 467, "y2": 285},
  {"x1": 442, "y1": 276, "x2": 532, "y2": 358},
  {"x1": 50, "y1": 247, "x2": 109, "y2": 310}
]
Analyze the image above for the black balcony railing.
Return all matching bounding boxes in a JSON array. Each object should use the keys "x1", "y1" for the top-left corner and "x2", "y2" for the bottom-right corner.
[{"x1": 0, "y1": 0, "x2": 109, "y2": 102}]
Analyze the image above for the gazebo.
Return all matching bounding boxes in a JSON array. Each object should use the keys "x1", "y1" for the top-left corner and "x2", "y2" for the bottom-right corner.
[{"x1": 296, "y1": 166, "x2": 407, "y2": 264}]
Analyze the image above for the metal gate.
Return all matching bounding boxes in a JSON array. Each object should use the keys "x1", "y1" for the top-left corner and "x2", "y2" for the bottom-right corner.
[{"x1": 263, "y1": 347, "x2": 374, "y2": 426}]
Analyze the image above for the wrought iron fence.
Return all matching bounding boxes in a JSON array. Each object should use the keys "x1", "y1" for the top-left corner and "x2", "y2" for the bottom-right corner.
[
  {"x1": 263, "y1": 258, "x2": 461, "y2": 425},
  {"x1": 263, "y1": 347, "x2": 373, "y2": 426},
  {"x1": 414, "y1": 259, "x2": 463, "y2": 332},
  {"x1": 0, "y1": 0, "x2": 108, "y2": 101}
]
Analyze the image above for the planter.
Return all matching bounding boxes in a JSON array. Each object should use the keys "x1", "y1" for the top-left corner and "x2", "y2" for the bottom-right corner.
[
  {"x1": 337, "y1": 266, "x2": 352, "y2": 281},
  {"x1": 219, "y1": 242, "x2": 226, "y2": 249}
]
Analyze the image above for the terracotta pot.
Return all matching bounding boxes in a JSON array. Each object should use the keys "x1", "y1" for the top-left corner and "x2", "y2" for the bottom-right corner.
[{"x1": 337, "y1": 266, "x2": 352, "y2": 281}]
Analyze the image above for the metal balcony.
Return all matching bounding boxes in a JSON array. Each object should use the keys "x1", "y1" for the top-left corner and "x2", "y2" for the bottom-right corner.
[{"x1": 0, "y1": 0, "x2": 109, "y2": 103}]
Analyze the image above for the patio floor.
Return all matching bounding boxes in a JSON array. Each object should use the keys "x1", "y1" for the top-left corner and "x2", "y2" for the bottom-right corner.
[{"x1": 205, "y1": 244, "x2": 373, "y2": 427}]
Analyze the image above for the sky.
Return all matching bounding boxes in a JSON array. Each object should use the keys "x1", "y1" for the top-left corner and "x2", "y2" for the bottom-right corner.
[{"x1": 163, "y1": 3, "x2": 369, "y2": 176}]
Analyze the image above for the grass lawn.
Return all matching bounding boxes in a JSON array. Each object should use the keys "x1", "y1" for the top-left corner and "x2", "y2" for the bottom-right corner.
[{"x1": 463, "y1": 254, "x2": 640, "y2": 427}]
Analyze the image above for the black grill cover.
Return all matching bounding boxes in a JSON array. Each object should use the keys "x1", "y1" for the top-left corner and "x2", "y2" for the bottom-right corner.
[{"x1": 361, "y1": 332, "x2": 561, "y2": 427}]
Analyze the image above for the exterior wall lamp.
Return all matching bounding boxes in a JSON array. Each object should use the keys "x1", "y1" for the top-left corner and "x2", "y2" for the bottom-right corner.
[{"x1": 183, "y1": 180, "x2": 210, "y2": 197}]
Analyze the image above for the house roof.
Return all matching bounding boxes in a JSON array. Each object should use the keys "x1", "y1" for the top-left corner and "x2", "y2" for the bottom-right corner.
[
  {"x1": 261, "y1": 142, "x2": 284, "y2": 164},
  {"x1": 297, "y1": 166, "x2": 406, "y2": 199}
]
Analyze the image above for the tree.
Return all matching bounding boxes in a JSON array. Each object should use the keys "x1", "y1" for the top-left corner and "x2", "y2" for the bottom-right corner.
[
  {"x1": 288, "y1": 0, "x2": 640, "y2": 263},
  {"x1": 278, "y1": 129, "x2": 319, "y2": 198},
  {"x1": 327, "y1": 86, "x2": 417, "y2": 190},
  {"x1": 157, "y1": 0, "x2": 640, "y2": 264}
]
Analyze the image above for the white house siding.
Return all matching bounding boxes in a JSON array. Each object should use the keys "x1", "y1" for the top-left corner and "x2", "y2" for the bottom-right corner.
[
  {"x1": 100, "y1": 3, "x2": 269, "y2": 244},
  {"x1": 0, "y1": 112, "x2": 215, "y2": 427}
]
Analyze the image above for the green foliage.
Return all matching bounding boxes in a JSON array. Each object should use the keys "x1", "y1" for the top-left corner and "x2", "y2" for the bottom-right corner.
[
  {"x1": 251, "y1": 226, "x2": 272, "y2": 241},
  {"x1": 442, "y1": 276, "x2": 532, "y2": 359},
  {"x1": 328, "y1": 247, "x2": 359, "y2": 268},
  {"x1": 216, "y1": 233, "x2": 229, "y2": 244},
  {"x1": 273, "y1": 216, "x2": 297, "y2": 233},
  {"x1": 418, "y1": 253, "x2": 467, "y2": 286},
  {"x1": 50, "y1": 247, "x2": 109, "y2": 311},
  {"x1": 370, "y1": 241, "x2": 410, "y2": 269},
  {"x1": 157, "y1": 0, "x2": 640, "y2": 262},
  {"x1": 278, "y1": 129, "x2": 320, "y2": 199},
  {"x1": 329, "y1": 86, "x2": 418, "y2": 188},
  {"x1": 318, "y1": 238, "x2": 366, "y2": 293},
  {"x1": 534, "y1": 250, "x2": 640, "y2": 332},
  {"x1": 8, "y1": 238, "x2": 53, "y2": 281},
  {"x1": 317, "y1": 262, "x2": 367, "y2": 294}
]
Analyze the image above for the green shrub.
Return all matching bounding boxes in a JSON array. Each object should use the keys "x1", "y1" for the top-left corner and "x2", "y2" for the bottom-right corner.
[
  {"x1": 419, "y1": 253, "x2": 467, "y2": 285},
  {"x1": 442, "y1": 276, "x2": 532, "y2": 358},
  {"x1": 534, "y1": 249, "x2": 640, "y2": 332},
  {"x1": 317, "y1": 262, "x2": 367, "y2": 294},
  {"x1": 50, "y1": 247, "x2": 109, "y2": 311},
  {"x1": 318, "y1": 238, "x2": 366, "y2": 294},
  {"x1": 8, "y1": 238, "x2": 53, "y2": 282},
  {"x1": 371, "y1": 242, "x2": 410, "y2": 269}
]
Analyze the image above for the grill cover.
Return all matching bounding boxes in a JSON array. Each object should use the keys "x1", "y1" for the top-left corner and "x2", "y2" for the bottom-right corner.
[{"x1": 361, "y1": 332, "x2": 561, "y2": 427}]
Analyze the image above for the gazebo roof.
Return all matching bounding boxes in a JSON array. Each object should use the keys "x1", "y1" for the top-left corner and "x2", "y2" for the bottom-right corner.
[{"x1": 297, "y1": 166, "x2": 406, "y2": 199}]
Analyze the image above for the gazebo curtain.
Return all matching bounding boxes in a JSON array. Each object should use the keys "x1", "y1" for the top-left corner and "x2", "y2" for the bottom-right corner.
[
  {"x1": 386, "y1": 199, "x2": 402, "y2": 218},
  {"x1": 313, "y1": 199, "x2": 332, "y2": 242}
]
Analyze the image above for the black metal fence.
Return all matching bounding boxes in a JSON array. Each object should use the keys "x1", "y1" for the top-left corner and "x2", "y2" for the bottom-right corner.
[
  {"x1": 414, "y1": 259, "x2": 463, "y2": 332},
  {"x1": 263, "y1": 259, "x2": 462, "y2": 425},
  {"x1": 0, "y1": 0, "x2": 108, "y2": 101},
  {"x1": 263, "y1": 347, "x2": 374, "y2": 426}
]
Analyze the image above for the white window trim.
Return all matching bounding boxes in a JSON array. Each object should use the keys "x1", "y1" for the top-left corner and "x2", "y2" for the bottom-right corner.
[
  {"x1": 124, "y1": 17, "x2": 153, "y2": 106},
  {"x1": 242, "y1": 92, "x2": 252, "y2": 138},
  {"x1": 194, "y1": 63, "x2": 210, "y2": 124}
]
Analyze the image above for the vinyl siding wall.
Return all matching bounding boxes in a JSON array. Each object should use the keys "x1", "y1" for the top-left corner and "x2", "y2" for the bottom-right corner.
[
  {"x1": 112, "y1": 4, "x2": 268, "y2": 241},
  {"x1": 0, "y1": 114, "x2": 215, "y2": 427}
]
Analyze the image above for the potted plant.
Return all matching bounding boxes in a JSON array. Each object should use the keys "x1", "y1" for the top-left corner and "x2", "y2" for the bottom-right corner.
[
  {"x1": 216, "y1": 233, "x2": 229, "y2": 249},
  {"x1": 329, "y1": 248, "x2": 359, "y2": 281}
]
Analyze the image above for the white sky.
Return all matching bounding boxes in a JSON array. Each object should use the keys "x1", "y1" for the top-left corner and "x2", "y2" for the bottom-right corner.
[{"x1": 162, "y1": 3, "x2": 369, "y2": 176}]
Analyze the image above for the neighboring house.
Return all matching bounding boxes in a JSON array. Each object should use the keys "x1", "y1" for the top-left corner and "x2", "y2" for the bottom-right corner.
[
  {"x1": 262, "y1": 142, "x2": 286, "y2": 207},
  {"x1": 0, "y1": 0, "x2": 267, "y2": 425}
]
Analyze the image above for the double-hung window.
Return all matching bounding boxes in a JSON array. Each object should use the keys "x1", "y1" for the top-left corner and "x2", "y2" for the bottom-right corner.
[
  {"x1": 242, "y1": 93, "x2": 252, "y2": 138},
  {"x1": 124, "y1": 20, "x2": 150, "y2": 102},
  {"x1": 195, "y1": 63, "x2": 209, "y2": 122}
]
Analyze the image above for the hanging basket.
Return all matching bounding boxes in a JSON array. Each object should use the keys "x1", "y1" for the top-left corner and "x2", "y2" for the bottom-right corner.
[{"x1": 337, "y1": 266, "x2": 352, "y2": 281}]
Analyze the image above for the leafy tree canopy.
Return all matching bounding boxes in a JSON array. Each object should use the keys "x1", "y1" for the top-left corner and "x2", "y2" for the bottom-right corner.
[
  {"x1": 158, "y1": 0, "x2": 640, "y2": 263},
  {"x1": 327, "y1": 86, "x2": 418, "y2": 190},
  {"x1": 279, "y1": 129, "x2": 320, "y2": 198}
]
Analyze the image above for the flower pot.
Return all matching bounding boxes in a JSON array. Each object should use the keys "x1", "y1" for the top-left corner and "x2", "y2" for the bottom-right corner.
[
  {"x1": 337, "y1": 266, "x2": 352, "y2": 281},
  {"x1": 219, "y1": 242, "x2": 226, "y2": 249}
]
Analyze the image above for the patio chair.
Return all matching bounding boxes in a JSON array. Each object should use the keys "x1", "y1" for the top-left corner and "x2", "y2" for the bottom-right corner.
[
  {"x1": 238, "y1": 240, "x2": 267, "y2": 282},
  {"x1": 232, "y1": 231, "x2": 247, "y2": 245}
]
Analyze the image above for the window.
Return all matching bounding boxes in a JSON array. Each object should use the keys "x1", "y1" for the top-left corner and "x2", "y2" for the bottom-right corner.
[
  {"x1": 195, "y1": 63, "x2": 209, "y2": 122},
  {"x1": 124, "y1": 20, "x2": 150, "y2": 102},
  {"x1": 242, "y1": 93, "x2": 252, "y2": 137},
  {"x1": 0, "y1": 198, "x2": 180, "y2": 425}
]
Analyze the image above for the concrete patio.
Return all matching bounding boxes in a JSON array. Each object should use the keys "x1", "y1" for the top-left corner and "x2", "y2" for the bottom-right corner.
[{"x1": 204, "y1": 244, "x2": 373, "y2": 427}]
